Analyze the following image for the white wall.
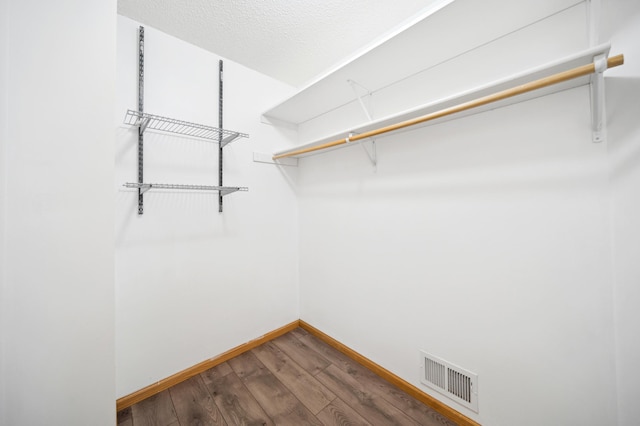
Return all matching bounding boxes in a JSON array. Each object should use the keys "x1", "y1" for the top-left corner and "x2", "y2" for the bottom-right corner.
[
  {"x1": 297, "y1": 1, "x2": 622, "y2": 425},
  {"x1": 0, "y1": 0, "x2": 8, "y2": 423},
  {"x1": 604, "y1": 0, "x2": 640, "y2": 424},
  {"x1": 115, "y1": 16, "x2": 300, "y2": 398},
  {"x1": 1, "y1": 0, "x2": 117, "y2": 425}
]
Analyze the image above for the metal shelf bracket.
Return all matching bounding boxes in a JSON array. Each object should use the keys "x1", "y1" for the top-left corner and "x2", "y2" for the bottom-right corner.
[
  {"x1": 139, "y1": 117, "x2": 151, "y2": 134},
  {"x1": 347, "y1": 80, "x2": 377, "y2": 170},
  {"x1": 220, "y1": 132, "x2": 241, "y2": 148},
  {"x1": 139, "y1": 184, "x2": 152, "y2": 195},
  {"x1": 348, "y1": 79, "x2": 374, "y2": 122},
  {"x1": 590, "y1": 53, "x2": 607, "y2": 143},
  {"x1": 346, "y1": 132, "x2": 377, "y2": 169}
]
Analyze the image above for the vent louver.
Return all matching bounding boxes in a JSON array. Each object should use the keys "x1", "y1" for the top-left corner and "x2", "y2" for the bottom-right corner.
[{"x1": 420, "y1": 351, "x2": 478, "y2": 412}]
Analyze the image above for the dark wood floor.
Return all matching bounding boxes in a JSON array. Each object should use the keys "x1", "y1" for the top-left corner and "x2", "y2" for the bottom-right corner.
[{"x1": 117, "y1": 327, "x2": 458, "y2": 426}]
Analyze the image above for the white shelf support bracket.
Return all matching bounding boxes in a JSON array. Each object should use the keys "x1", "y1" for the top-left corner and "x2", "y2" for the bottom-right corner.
[
  {"x1": 361, "y1": 139, "x2": 377, "y2": 170},
  {"x1": 346, "y1": 132, "x2": 377, "y2": 169},
  {"x1": 347, "y1": 81, "x2": 377, "y2": 169},
  {"x1": 347, "y1": 79, "x2": 374, "y2": 122},
  {"x1": 590, "y1": 54, "x2": 607, "y2": 143}
]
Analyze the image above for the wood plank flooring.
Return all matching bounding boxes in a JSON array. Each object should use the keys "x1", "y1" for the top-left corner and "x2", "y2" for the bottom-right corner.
[{"x1": 117, "y1": 328, "x2": 458, "y2": 426}]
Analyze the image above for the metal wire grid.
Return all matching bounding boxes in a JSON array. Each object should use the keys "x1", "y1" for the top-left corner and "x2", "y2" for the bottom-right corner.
[
  {"x1": 124, "y1": 182, "x2": 248, "y2": 196},
  {"x1": 124, "y1": 110, "x2": 249, "y2": 145}
]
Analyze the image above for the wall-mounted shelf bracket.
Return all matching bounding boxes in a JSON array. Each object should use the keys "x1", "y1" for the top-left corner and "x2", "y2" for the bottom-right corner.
[
  {"x1": 590, "y1": 54, "x2": 607, "y2": 143},
  {"x1": 138, "y1": 183, "x2": 152, "y2": 195},
  {"x1": 139, "y1": 117, "x2": 151, "y2": 133},
  {"x1": 347, "y1": 80, "x2": 377, "y2": 169},
  {"x1": 348, "y1": 79, "x2": 374, "y2": 122},
  {"x1": 220, "y1": 133, "x2": 243, "y2": 148},
  {"x1": 346, "y1": 132, "x2": 377, "y2": 168}
]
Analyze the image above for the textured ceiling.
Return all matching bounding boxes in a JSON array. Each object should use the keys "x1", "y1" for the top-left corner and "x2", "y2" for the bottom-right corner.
[{"x1": 117, "y1": 0, "x2": 445, "y2": 87}]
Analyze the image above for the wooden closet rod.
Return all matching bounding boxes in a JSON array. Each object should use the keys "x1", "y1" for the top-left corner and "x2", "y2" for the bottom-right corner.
[{"x1": 273, "y1": 54, "x2": 624, "y2": 160}]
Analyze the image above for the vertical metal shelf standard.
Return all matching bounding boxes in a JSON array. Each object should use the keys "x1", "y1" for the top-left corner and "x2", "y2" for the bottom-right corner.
[
  {"x1": 218, "y1": 60, "x2": 224, "y2": 213},
  {"x1": 126, "y1": 26, "x2": 249, "y2": 215},
  {"x1": 137, "y1": 26, "x2": 144, "y2": 214}
]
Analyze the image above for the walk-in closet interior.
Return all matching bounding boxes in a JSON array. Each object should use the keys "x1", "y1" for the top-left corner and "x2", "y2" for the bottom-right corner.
[{"x1": 1, "y1": 0, "x2": 639, "y2": 425}]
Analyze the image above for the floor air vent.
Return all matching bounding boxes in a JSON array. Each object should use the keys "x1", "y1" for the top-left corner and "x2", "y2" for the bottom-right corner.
[{"x1": 420, "y1": 351, "x2": 478, "y2": 413}]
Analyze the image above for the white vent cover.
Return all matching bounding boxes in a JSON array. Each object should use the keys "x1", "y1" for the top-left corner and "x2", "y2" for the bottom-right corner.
[{"x1": 420, "y1": 351, "x2": 479, "y2": 413}]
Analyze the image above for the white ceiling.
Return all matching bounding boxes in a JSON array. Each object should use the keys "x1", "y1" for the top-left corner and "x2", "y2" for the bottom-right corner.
[{"x1": 117, "y1": 0, "x2": 446, "y2": 88}]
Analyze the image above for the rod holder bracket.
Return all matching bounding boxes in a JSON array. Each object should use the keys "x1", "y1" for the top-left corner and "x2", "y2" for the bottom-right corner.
[
  {"x1": 345, "y1": 132, "x2": 354, "y2": 143},
  {"x1": 346, "y1": 132, "x2": 377, "y2": 168}
]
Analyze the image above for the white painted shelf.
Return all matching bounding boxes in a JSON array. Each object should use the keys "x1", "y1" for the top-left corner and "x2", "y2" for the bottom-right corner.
[
  {"x1": 262, "y1": 0, "x2": 582, "y2": 126},
  {"x1": 272, "y1": 43, "x2": 612, "y2": 159}
]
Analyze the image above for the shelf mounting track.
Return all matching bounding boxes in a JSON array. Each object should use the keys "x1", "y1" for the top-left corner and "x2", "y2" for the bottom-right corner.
[
  {"x1": 137, "y1": 26, "x2": 145, "y2": 214},
  {"x1": 218, "y1": 60, "x2": 224, "y2": 212}
]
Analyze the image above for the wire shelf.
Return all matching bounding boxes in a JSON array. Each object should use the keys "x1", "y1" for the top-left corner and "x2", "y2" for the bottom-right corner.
[
  {"x1": 124, "y1": 182, "x2": 248, "y2": 196},
  {"x1": 124, "y1": 110, "x2": 249, "y2": 147}
]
